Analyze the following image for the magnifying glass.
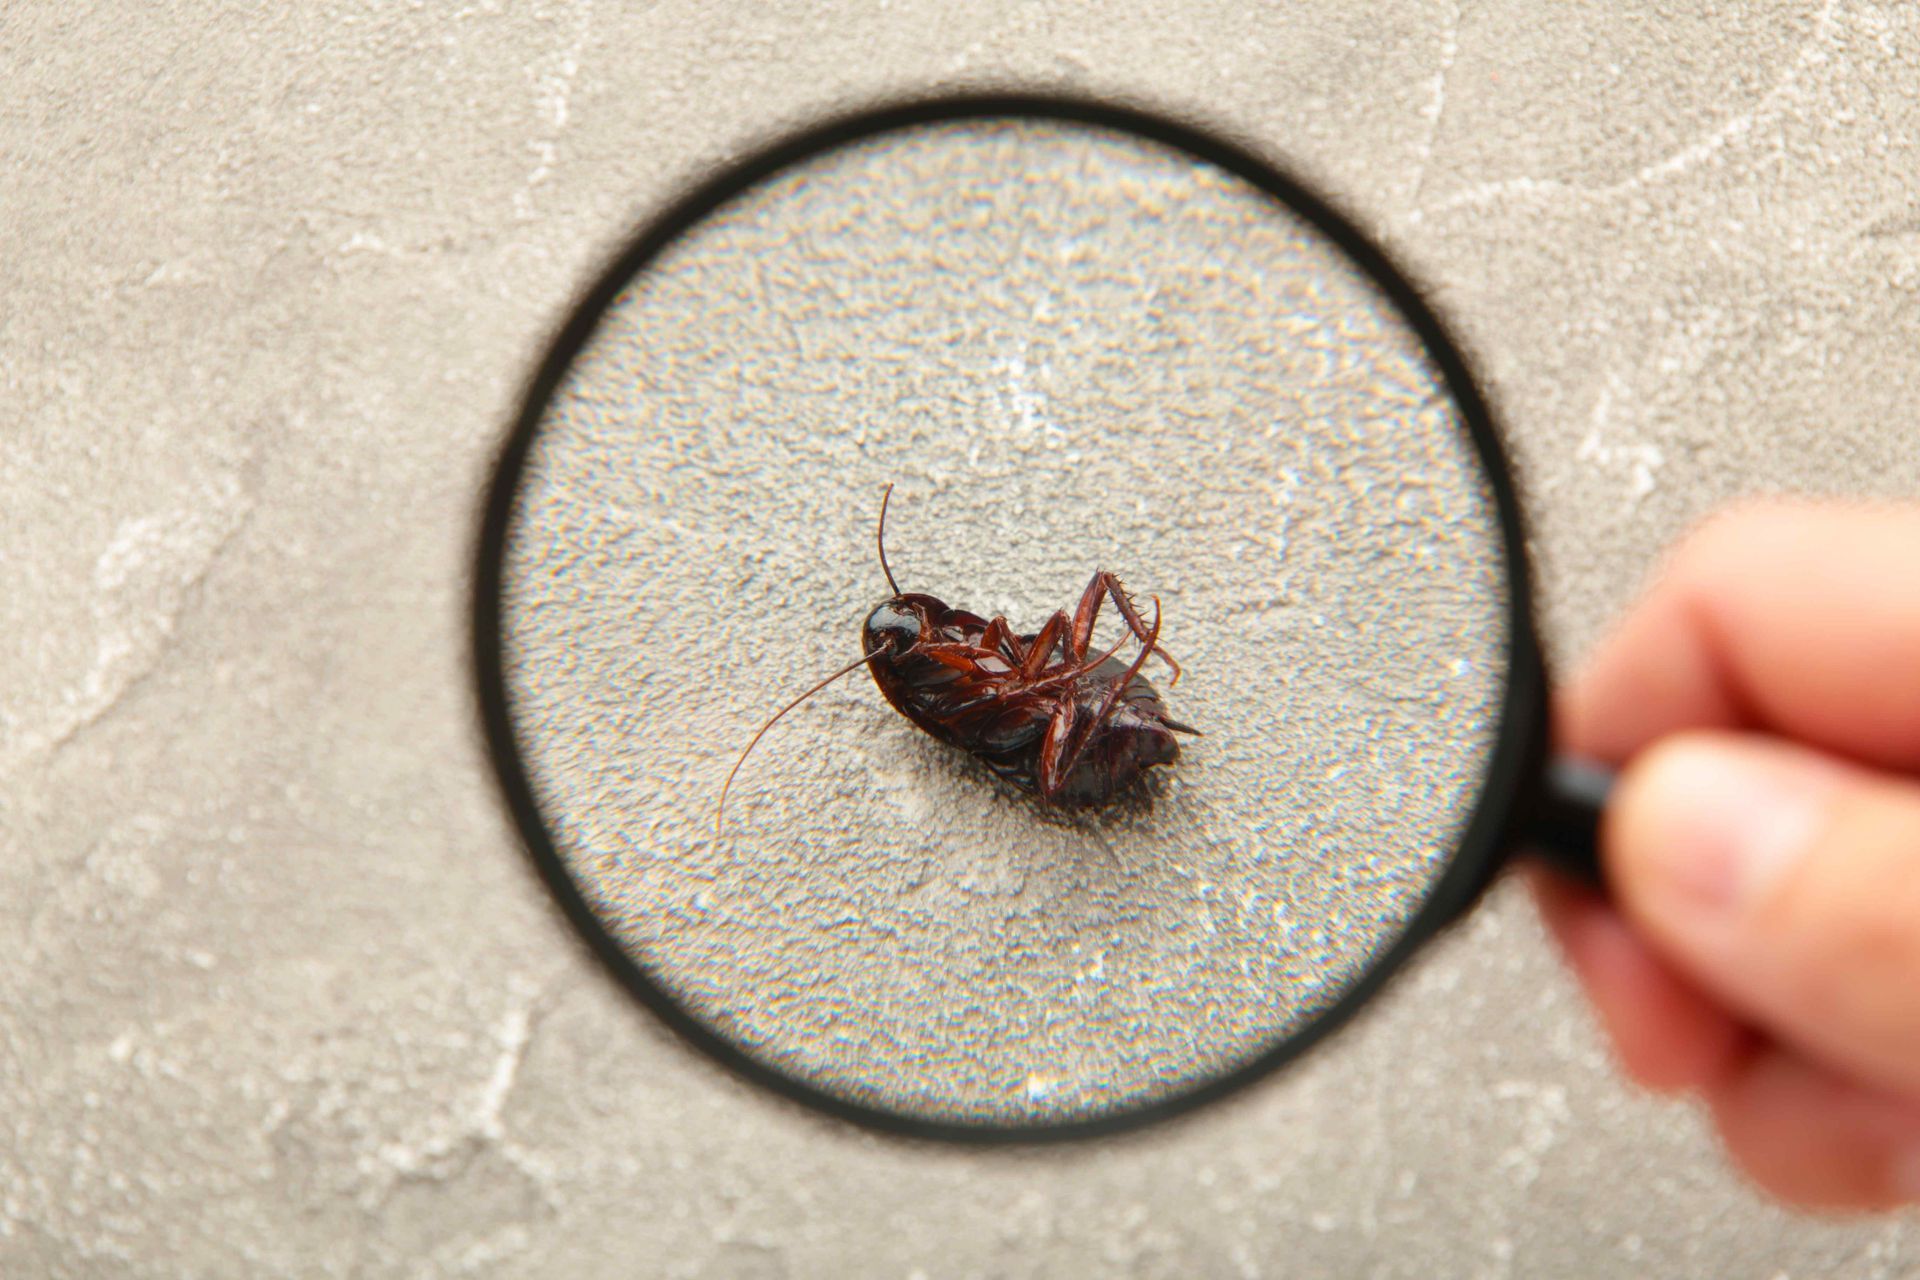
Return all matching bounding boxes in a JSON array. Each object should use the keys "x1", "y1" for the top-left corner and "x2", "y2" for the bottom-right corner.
[{"x1": 473, "y1": 94, "x2": 1610, "y2": 1141}]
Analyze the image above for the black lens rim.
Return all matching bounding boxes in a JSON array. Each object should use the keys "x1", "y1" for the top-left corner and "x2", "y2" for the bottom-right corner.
[{"x1": 472, "y1": 91, "x2": 1547, "y2": 1144}]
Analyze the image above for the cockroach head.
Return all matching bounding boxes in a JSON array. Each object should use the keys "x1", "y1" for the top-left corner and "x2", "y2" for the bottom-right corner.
[{"x1": 862, "y1": 598, "x2": 921, "y2": 655}]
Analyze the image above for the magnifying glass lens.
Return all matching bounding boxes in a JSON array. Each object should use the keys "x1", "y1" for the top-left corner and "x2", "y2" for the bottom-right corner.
[{"x1": 491, "y1": 113, "x2": 1517, "y2": 1133}]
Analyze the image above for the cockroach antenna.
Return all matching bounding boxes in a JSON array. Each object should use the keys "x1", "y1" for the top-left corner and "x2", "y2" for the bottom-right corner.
[
  {"x1": 716, "y1": 484, "x2": 906, "y2": 838},
  {"x1": 715, "y1": 645, "x2": 886, "y2": 838},
  {"x1": 876, "y1": 483, "x2": 901, "y2": 596}
]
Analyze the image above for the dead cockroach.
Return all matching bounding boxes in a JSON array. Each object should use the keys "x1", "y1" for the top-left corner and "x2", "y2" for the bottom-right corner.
[{"x1": 716, "y1": 485, "x2": 1197, "y2": 832}]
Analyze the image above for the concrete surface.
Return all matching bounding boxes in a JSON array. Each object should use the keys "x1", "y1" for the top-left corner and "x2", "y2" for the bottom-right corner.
[{"x1": 4, "y1": 0, "x2": 1919, "y2": 1275}]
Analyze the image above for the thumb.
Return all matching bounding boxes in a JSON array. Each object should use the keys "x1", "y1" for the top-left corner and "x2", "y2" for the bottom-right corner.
[{"x1": 1606, "y1": 731, "x2": 1920, "y2": 1099}]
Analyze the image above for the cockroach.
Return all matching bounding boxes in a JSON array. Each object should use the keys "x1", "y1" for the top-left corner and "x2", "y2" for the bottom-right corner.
[{"x1": 716, "y1": 485, "x2": 1198, "y2": 832}]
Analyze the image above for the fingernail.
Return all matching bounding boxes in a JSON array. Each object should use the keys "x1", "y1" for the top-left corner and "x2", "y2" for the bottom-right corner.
[{"x1": 1627, "y1": 740, "x2": 1838, "y2": 914}]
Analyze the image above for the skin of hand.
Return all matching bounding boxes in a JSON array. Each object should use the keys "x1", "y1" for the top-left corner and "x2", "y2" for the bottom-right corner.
[{"x1": 1532, "y1": 499, "x2": 1920, "y2": 1212}]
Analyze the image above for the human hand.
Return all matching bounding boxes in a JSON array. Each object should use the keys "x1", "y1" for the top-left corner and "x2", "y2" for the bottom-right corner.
[{"x1": 1533, "y1": 500, "x2": 1920, "y2": 1211}]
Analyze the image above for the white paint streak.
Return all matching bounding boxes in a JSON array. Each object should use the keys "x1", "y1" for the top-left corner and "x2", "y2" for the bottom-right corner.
[
  {"x1": 1492, "y1": 1080, "x2": 1573, "y2": 1188},
  {"x1": 361, "y1": 979, "x2": 561, "y2": 1212},
  {"x1": 515, "y1": 0, "x2": 594, "y2": 221},
  {"x1": 411, "y1": 1224, "x2": 536, "y2": 1280},
  {"x1": 476, "y1": 997, "x2": 533, "y2": 1141},
  {"x1": 0, "y1": 475, "x2": 253, "y2": 776},
  {"x1": 985, "y1": 339, "x2": 1064, "y2": 459},
  {"x1": 1409, "y1": 0, "x2": 1841, "y2": 222},
  {"x1": 1577, "y1": 376, "x2": 1666, "y2": 507},
  {"x1": 1404, "y1": 0, "x2": 1462, "y2": 213}
]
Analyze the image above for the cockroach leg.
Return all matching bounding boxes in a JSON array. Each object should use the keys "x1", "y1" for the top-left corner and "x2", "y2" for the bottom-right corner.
[
  {"x1": 981, "y1": 616, "x2": 1025, "y2": 665},
  {"x1": 1067, "y1": 571, "x2": 1105, "y2": 656},
  {"x1": 1051, "y1": 598, "x2": 1164, "y2": 788},
  {"x1": 1019, "y1": 623, "x2": 1140, "y2": 697},
  {"x1": 1069, "y1": 570, "x2": 1182, "y2": 686},
  {"x1": 1035, "y1": 697, "x2": 1080, "y2": 801},
  {"x1": 1017, "y1": 611, "x2": 1071, "y2": 678}
]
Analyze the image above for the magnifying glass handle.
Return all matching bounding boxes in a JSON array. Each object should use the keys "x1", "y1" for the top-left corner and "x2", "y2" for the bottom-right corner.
[{"x1": 1527, "y1": 756, "x2": 1614, "y2": 887}]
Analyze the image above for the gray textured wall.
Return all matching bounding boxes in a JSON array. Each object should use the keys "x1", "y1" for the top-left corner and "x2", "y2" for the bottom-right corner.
[{"x1": 4, "y1": 1, "x2": 1918, "y2": 1276}]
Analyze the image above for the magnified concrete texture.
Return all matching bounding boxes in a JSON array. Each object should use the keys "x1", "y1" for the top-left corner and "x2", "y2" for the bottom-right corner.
[
  {"x1": 501, "y1": 117, "x2": 1509, "y2": 1130},
  {"x1": 4, "y1": 1, "x2": 1918, "y2": 1276}
]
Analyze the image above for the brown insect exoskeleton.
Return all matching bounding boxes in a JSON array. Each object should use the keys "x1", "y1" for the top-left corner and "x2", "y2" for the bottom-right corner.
[{"x1": 716, "y1": 485, "x2": 1197, "y2": 832}]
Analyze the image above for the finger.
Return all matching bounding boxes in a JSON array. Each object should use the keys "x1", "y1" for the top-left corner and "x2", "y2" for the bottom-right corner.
[
  {"x1": 1562, "y1": 499, "x2": 1920, "y2": 770},
  {"x1": 1608, "y1": 731, "x2": 1920, "y2": 1099},
  {"x1": 1703, "y1": 1044, "x2": 1920, "y2": 1211},
  {"x1": 1527, "y1": 868, "x2": 1750, "y2": 1092}
]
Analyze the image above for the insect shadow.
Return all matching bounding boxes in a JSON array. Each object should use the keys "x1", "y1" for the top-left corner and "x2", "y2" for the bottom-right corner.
[
  {"x1": 1015, "y1": 767, "x2": 1180, "y2": 875},
  {"x1": 717, "y1": 484, "x2": 1199, "y2": 836}
]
